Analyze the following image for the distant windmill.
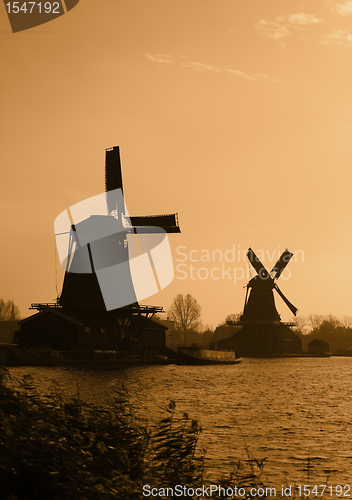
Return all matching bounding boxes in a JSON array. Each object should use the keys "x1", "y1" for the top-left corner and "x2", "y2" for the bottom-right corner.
[
  {"x1": 242, "y1": 248, "x2": 298, "y2": 322},
  {"x1": 219, "y1": 247, "x2": 301, "y2": 356}
]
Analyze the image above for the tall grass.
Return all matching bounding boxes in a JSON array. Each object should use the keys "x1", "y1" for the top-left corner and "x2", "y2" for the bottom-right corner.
[
  {"x1": 145, "y1": 400, "x2": 205, "y2": 488},
  {"x1": 0, "y1": 367, "x2": 146, "y2": 499}
]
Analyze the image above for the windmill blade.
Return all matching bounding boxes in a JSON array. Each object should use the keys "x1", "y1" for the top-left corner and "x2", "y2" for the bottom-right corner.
[
  {"x1": 130, "y1": 214, "x2": 180, "y2": 233},
  {"x1": 274, "y1": 284, "x2": 298, "y2": 316},
  {"x1": 105, "y1": 146, "x2": 125, "y2": 215},
  {"x1": 247, "y1": 248, "x2": 269, "y2": 279},
  {"x1": 105, "y1": 146, "x2": 124, "y2": 193},
  {"x1": 270, "y1": 249, "x2": 293, "y2": 279}
]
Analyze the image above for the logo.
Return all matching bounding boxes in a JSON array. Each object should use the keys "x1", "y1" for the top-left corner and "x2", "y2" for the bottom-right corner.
[
  {"x1": 54, "y1": 190, "x2": 175, "y2": 311},
  {"x1": 3, "y1": 1, "x2": 80, "y2": 33}
]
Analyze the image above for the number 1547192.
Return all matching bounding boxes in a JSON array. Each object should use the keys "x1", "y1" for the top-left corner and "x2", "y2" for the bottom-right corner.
[
  {"x1": 296, "y1": 485, "x2": 351, "y2": 497},
  {"x1": 5, "y1": 2, "x2": 61, "y2": 14}
]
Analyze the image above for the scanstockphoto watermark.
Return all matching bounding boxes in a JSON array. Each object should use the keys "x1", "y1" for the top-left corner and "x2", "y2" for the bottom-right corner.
[
  {"x1": 142, "y1": 484, "x2": 278, "y2": 497},
  {"x1": 143, "y1": 484, "x2": 351, "y2": 498},
  {"x1": 175, "y1": 245, "x2": 304, "y2": 283}
]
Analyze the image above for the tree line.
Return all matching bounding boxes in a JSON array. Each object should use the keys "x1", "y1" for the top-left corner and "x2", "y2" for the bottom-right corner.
[{"x1": 293, "y1": 314, "x2": 352, "y2": 335}]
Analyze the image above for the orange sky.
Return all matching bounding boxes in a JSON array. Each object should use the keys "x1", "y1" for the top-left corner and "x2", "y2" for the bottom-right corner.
[{"x1": 1, "y1": 0, "x2": 351, "y2": 328}]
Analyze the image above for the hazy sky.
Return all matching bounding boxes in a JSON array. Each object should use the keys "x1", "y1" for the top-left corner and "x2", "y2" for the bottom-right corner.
[{"x1": 1, "y1": 0, "x2": 351, "y2": 328}]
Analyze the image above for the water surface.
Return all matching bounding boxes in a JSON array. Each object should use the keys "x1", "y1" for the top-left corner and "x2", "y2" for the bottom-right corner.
[{"x1": 8, "y1": 357, "x2": 352, "y2": 492}]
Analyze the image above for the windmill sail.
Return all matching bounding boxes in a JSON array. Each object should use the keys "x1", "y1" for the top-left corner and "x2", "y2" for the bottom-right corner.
[
  {"x1": 130, "y1": 214, "x2": 180, "y2": 233},
  {"x1": 105, "y1": 146, "x2": 125, "y2": 216},
  {"x1": 274, "y1": 284, "x2": 298, "y2": 316},
  {"x1": 247, "y1": 248, "x2": 269, "y2": 279},
  {"x1": 271, "y1": 249, "x2": 293, "y2": 279}
]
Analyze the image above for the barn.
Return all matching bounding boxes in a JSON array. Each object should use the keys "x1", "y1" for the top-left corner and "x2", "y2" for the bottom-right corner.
[{"x1": 308, "y1": 338, "x2": 330, "y2": 355}]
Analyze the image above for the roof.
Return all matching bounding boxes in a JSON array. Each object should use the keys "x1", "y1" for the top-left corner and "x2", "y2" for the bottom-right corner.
[
  {"x1": 144, "y1": 318, "x2": 168, "y2": 331},
  {"x1": 308, "y1": 338, "x2": 330, "y2": 347},
  {"x1": 19, "y1": 308, "x2": 84, "y2": 327}
]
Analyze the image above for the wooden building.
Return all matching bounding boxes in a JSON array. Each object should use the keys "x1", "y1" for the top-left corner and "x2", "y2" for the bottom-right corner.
[
  {"x1": 308, "y1": 338, "x2": 330, "y2": 355},
  {"x1": 15, "y1": 308, "x2": 167, "y2": 354},
  {"x1": 215, "y1": 322, "x2": 302, "y2": 357}
]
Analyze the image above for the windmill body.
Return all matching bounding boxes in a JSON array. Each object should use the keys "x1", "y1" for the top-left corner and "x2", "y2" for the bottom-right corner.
[
  {"x1": 242, "y1": 275, "x2": 280, "y2": 322},
  {"x1": 60, "y1": 214, "x2": 144, "y2": 315},
  {"x1": 60, "y1": 215, "x2": 131, "y2": 310}
]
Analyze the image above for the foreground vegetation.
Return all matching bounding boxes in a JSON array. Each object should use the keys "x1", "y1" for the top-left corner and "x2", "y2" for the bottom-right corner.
[{"x1": 0, "y1": 367, "x2": 268, "y2": 500}]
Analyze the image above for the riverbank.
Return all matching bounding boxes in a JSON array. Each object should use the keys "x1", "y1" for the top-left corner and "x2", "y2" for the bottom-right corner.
[
  {"x1": 0, "y1": 344, "x2": 339, "y2": 370},
  {"x1": 0, "y1": 344, "x2": 174, "y2": 367}
]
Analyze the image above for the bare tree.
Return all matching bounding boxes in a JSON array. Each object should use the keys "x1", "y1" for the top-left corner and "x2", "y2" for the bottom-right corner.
[
  {"x1": 307, "y1": 314, "x2": 324, "y2": 331},
  {"x1": 312, "y1": 315, "x2": 342, "y2": 338},
  {"x1": 292, "y1": 315, "x2": 308, "y2": 335},
  {"x1": 167, "y1": 294, "x2": 201, "y2": 345},
  {"x1": 0, "y1": 299, "x2": 21, "y2": 321},
  {"x1": 342, "y1": 316, "x2": 352, "y2": 328},
  {"x1": 225, "y1": 313, "x2": 241, "y2": 325}
]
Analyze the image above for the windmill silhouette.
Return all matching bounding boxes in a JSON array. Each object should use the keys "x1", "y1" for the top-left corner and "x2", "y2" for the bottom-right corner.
[
  {"x1": 223, "y1": 247, "x2": 302, "y2": 356},
  {"x1": 242, "y1": 248, "x2": 298, "y2": 322},
  {"x1": 59, "y1": 146, "x2": 180, "y2": 312},
  {"x1": 28, "y1": 146, "x2": 180, "y2": 349}
]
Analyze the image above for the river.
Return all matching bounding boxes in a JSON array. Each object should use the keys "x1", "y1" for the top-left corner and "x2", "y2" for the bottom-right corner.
[{"x1": 8, "y1": 357, "x2": 352, "y2": 494}]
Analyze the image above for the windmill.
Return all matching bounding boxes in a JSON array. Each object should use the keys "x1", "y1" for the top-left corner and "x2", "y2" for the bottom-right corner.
[
  {"x1": 219, "y1": 247, "x2": 302, "y2": 356},
  {"x1": 26, "y1": 146, "x2": 181, "y2": 349},
  {"x1": 242, "y1": 247, "x2": 298, "y2": 322},
  {"x1": 59, "y1": 146, "x2": 180, "y2": 312}
]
